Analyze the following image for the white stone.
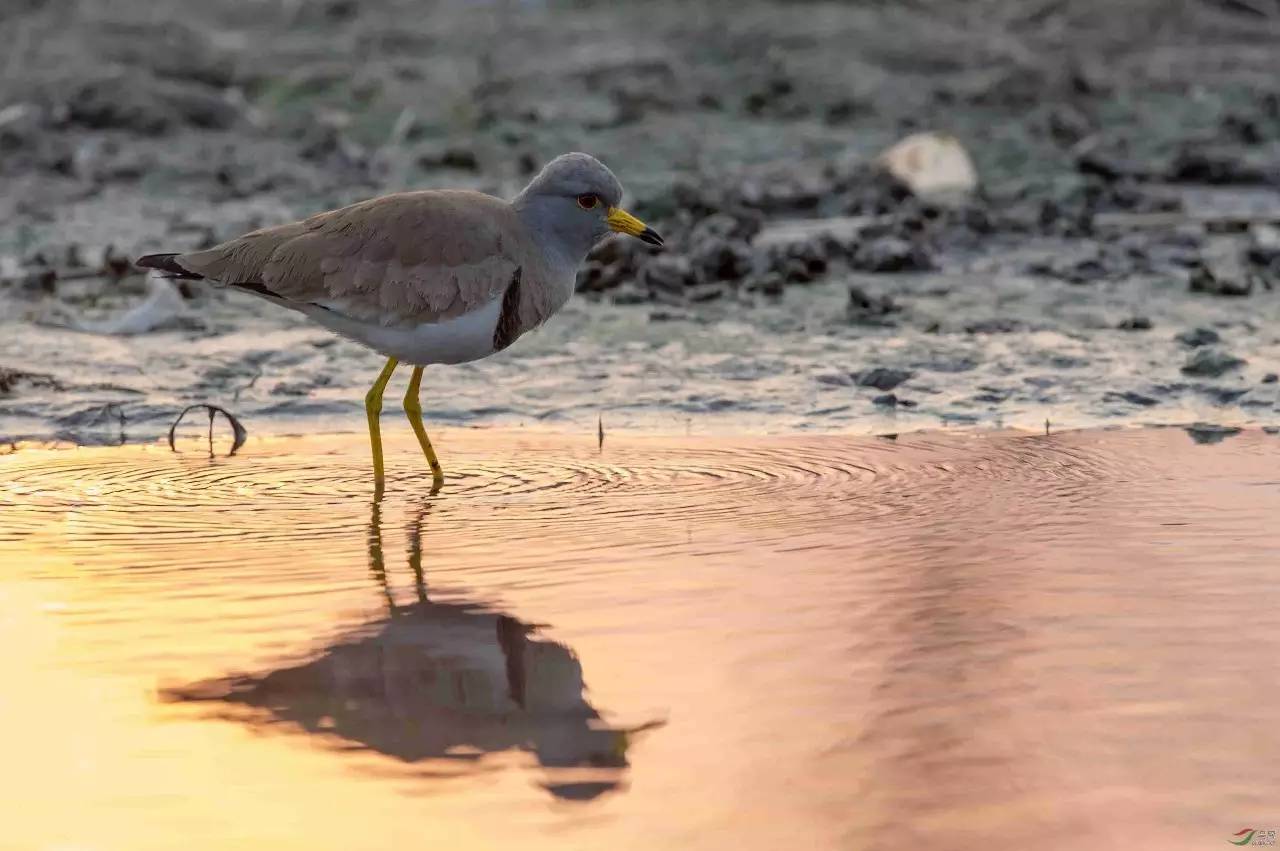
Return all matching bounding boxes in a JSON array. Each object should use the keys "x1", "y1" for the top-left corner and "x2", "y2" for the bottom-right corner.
[{"x1": 878, "y1": 132, "x2": 978, "y2": 201}]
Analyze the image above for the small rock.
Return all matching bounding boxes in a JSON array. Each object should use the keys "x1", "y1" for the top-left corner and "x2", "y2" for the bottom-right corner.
[
  {"x1": 0, "y1": 370, "x2": 18, "y2": 395},
  {"x1": 417, "y1": 145, "x2": 479, "y2": 171},
  {"x1": 271, "y1": 380, "x2": 327, "y2": 397},
  {"x1": 575, "y1": 260, "x2": 612, "y2": 293},
  {"x1": 836, "y1": 165, "x2": 914, "y2": 215},
  {"x1": 737, "y1": 169, "x2": 824, "y2": 212},
  {"x1": 299, "y1": 125, "x2": 368, "y2": 169},
  {"x1": 1047, "y1": 104, "x2": 1093, "y2": 146},
  {"x1": 742, "y1": 72, "x2": 803, "y2": 119},
  {"x1": 324, "y1": 0, "x2": 358, "y2": 21},
  {"x1": 1034, "y1": 196, "x2": 1091, "y2": 236},
  {"x1": 917, "y1": 355, "x2": 979, "y2": 373},
  {"x1": 18, "y1": 266, "x2": 57, "y2": 292},
  {"x1": 1247, "y1": 224, "x2": 1280, "y2": 271},
  {"x1": 648, "y1": 308, "x2": 692, "y2": 322},
  {"x1": 1076, "y1": 148, "x2": 1152, "y2": 182},
  {"x1": 1031, "y1": 247, "x2": 1144, "y2": 285},
  {"x1": 64, "y1": 73, "x2": 241, "y2": 133},
  {"x1": 611, "y1": 284, "x2": 648, "y2": 305},
  {"x1": 824, "y1": 97, "x2": 863, "y2": 125},
  {"x1": 1061, "y1": 256, "x2": 1111, "y2": 284},
  {"x1": 640, "y1": 255, "x2": 693, "y2": 292},
  {"x1": 776, "y1": 257, "x2": 816, "y2": 284},
  {"x1": 872, "y1": 393, "x2": 917, "y2": 408},
  {"x1": 1166, "y1": 146, "x2": 1267, "y2": 185},
  {"x1": 0, "y1": 366, "x2": 61, "y2": 395},
  {"x1": 763, "y1": 238, "x2": 830, "y2": 285},
  {"x1": 56, "y1": 402, "x2": 126, "y2": 428},
  {"x1": 102, "y1": 245, "x2": 133, "y2": 279},
  {"x1": 1197, "y1": 385, "x2": 1249, "y2": 405},
  {"x1": 516, "y1": 151, "x2": 539, "y2": 175},
  {"x1": 1104, "y1": 390, "x2": 1160, "y2": 407},
  {"x1": 973, "y1": 386, "x2": 1012, "y2": 403},
  {"x1": 1184, "y1": 423, "x2": 1243, "y2": 445},
  {"x1": 1068, "y1": 60, "x2": 1112, "y2": 96},
  {"x1": 0, "y1": 102, "x2": 43, "y2": 152},
  {"x1": 746, "y1": 273, "x2": 785, "y2": 296},
  {"x1": 692, "y1": 238, "x2": 753, "y2": 282},
  {"x1": 1175, "y1": 327, "x2": 1221, "y2": 347},
  {"x1": 588, "y1": 233, "x2": 645, "y2": 268},
  {"x1": 686, "y1": 282, "x2": 727, "y2": 302},
  {"x1": 782, "y1": 238, "x2": 830, "y2": 273},
  {"x1": 851, "y1": 236, "x2": 933, "y2": 272},
  {"x1": 1248, "y1": 223, "x2": 1280, "y2": 252},
  {"x1": 965, "y1": 317, "x2": 1024, "y2": 334},
  {"x1": 846, "y1": 285, "x2": 900, "y2": 323},
  {"x1": 876, "y1": 132, "x2": 978, "y2": 202},
  {"x1": 1221, "y1": 112, "x2": 1263, "y2": 144},
  {"x1": 855, "y1": 367, "x2": 914, "y2": 391},
  {"x1": 844, "y1": 285, "x2": 906, "y2": 325},
  {"x1": 1117, "y1": 316, "x2": 1152, "y2": 331},
  {"x1": 1181, "y1": 348, "x2": 1246, "y2": 378},
  {"x1": 1263, "y1": 373, "x2": 1279, "y2": 384},
  {"x1": 690, "y1": 212, "x2": 762, "y2": 245},
  {"x1": 1189, "y1": 264, "x2": 1253, "y2": 296}
]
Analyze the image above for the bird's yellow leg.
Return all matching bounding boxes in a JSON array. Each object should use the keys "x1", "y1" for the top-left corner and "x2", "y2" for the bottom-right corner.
[
  {"x1": 365, "y1": 357, "x2": 399, "y2": 493},
  {"x1": 403, "y1": 365, "x2": 445, "y2": 490}
]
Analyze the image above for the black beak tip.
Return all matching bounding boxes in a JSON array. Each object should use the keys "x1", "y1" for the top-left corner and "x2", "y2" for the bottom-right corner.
[{"x1": 638, "y1": 227, "x2": 665, "y2": 248}]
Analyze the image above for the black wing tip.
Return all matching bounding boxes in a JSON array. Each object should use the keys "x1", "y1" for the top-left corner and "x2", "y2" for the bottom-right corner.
[{"x1": 135, "y1": 253, "x2": 203, "y2": 280}]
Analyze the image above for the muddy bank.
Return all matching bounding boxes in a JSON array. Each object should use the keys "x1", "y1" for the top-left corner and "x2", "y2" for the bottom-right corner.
[
  {"x1": 3, "y1": 268, "x2": 1280, "y2": 445},
  {"x1": 2, "y1": 0, "x2": 1279, "y2": 442}
]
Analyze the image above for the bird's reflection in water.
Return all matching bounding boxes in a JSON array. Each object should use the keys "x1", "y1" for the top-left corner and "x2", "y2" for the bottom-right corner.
[{"x1": 165, "y1": 499, "x2": 656, "y2": 802}]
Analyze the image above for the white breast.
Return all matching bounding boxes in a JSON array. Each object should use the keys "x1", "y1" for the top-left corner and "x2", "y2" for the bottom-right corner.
[{"x1": 301, "y1": 296, "x2": 506, "y2": 366}]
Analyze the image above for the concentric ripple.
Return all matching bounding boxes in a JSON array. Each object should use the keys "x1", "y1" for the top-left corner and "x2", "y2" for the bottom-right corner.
[
  {"x1": 2, "y1": 429, "x2": 1141, "y2": 520},
  {"x1": 0, "y1": 427, "x2": 1189, "y2": 576}
]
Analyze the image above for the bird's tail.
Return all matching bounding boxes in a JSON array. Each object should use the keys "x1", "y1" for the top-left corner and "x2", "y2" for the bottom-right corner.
[{"x1": 135, "y1": 253, "x2": 204, "y2": 280}]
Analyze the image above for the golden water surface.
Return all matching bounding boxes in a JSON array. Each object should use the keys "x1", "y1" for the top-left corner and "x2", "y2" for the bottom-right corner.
[{"x1": 1, "y1": 428, "x2": 1278, "y2": 850}]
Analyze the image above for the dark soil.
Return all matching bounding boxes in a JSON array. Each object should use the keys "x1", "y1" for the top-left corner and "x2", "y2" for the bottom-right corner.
[{"x1": 2, "y1": 0, "x2": 1278, "y2": 442}]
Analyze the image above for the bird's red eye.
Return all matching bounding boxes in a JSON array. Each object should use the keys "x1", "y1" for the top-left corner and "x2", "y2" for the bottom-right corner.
[{"x1": 576, "y1": 194, "x2": 599, "y2": 210}]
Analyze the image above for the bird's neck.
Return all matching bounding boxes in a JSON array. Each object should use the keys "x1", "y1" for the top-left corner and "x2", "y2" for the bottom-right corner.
[{"x1": 513, "y1": 196, "x2": 593, "y2": 274}]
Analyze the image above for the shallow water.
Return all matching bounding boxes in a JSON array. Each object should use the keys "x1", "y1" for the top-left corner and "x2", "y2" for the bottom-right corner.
[{"x1": 2, "y1": 428, "x2": 1279, "y2": 850}]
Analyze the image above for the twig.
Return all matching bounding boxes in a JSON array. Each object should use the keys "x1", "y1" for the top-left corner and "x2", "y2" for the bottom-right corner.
[
  {"x1": 168, "y1": 404, "x2": 247, "y2": 456},
  {"x1": 232, "y1": 364, "x2": 262, "y2": 402}
]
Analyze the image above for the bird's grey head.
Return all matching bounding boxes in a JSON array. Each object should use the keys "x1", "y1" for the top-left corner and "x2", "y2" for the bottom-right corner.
[{"x1": 513, "y1": 152, "x2": 663, "y2": 265}]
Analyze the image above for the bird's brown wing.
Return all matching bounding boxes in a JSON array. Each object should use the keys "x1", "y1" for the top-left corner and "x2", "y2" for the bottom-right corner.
[{"x1": 175, "y1": 190, "x2": 535, "y2": 326}]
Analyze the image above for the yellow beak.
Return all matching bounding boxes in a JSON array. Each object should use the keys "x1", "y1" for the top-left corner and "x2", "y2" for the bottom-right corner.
[{"x1": 606, "y1": 207, "x2": 664, "y2": 247}]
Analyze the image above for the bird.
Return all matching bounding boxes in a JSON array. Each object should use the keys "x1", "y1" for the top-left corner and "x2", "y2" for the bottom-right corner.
[{"x1": 136, "y1": 153, "x2": 663, "y2": 493}]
